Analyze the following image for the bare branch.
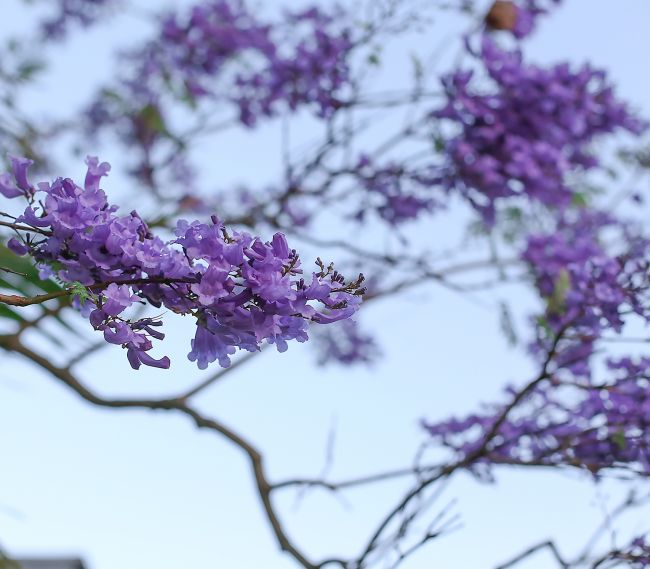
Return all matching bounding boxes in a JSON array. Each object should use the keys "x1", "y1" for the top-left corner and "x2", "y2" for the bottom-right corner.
[
  {"x1": 0, "y1": 275, "x2": 198, "y2": 307},
  {"x1": 65, "y1": 340, "x2": 109, "y2": 368},
  {"x1": 494, "y1": 540, "x2": 570, "y2": 569},
  {"x1": 0, "y1": 219, "x2": 51, "y2": 235},
  {"x1": 273, "y1": 464, "x2": 439, "y2": 492},
  {"x1": 351, "y1": 322, "x2": 571, "y2": 568},
  {"x1": 0, "y1": 266, "x2": 26, "y2": 277},
  {"x1": 180, "y1": 348, "x2": 265, "y2": 399},
  {"x1": 0, "y1": 332, "x2": 335, "y2": 569},
  {"x1": 0, "y1": 289, "x2": 70, "y2": 307}
]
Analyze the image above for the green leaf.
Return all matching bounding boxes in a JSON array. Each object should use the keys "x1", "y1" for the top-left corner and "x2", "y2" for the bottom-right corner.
[
  {"x1": 505, "y1": 207, "x2": 522, "y2": 221},
  {"x1": 181, "y1": 82, "x2": 198, "y2": 110},
  {"x1": 0, "y1": 304, "x2": 26, "y2": 324},
  {"x1": 138, "y1": 104, "x2": 168, "y2": 135},
  {"x1": 570, "y1": 192, "x2": 588, "y2": 208},
  {"x1": 433, "y1": 135, "x2": 446, "y2": 153},
  {"x1": 16, "y1": 59, "x2": 45, "y2": 82},
  {"x1": 547, "y1": 269, "x2": 571, "y2": 315},
  {"x1": 611, "y1": 431, "x2": 627, "y2": 451},
  {"x1": 537, "y1": 315, "x2": 552, "y2": 336},
  {"x1": 0, "y1": 556, "x2": 22, "y2": 569},
  {"x1": 68, "y1": 281, "x2": 91, "y2": 303},
  {"x1": 410, "y1": 53, "x2": 423, "y2": 83},
  {"x1": 0, "y1": 244, "x2": 63, "y2": 295},
  {"x1": 0, "y1": 245, "x2": 80, "y2": 337},
  {"x1": 499, "y1": 301, "x2": 518, "y2": 347},
  {"x1": 100, "y1": 88, "x2": 123, "y2": 103}
]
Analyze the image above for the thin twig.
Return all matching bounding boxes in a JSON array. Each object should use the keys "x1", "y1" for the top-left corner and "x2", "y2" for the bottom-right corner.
[
  {"x1": 494, "y1": 540, "x2": 570, "y2": 569},
  {"x1": 0, "y1": 333, "x2": 335, "y2": 569},
  {"x1": 180, "y1": 348, "x2": 265, "y2": 399}
]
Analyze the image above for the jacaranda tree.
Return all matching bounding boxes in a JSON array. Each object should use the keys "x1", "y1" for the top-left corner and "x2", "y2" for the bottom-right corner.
[{"x1": 1, "y1": 0, "x2": 649, "y2": 567}]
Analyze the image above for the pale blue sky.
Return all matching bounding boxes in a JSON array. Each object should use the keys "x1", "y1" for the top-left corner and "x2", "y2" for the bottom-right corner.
[{"x1": 1, "y1": 1, "x2": 649, "y2": 568}]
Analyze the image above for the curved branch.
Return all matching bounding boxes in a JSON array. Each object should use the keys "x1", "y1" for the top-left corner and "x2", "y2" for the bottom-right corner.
[
  {"x1": 180, "y1": 348, "x2": 265, "y2": 399},
  {"x1": 0, "y1": 220, "x2": 52, "y2": 235},
  {"x1": 273, "y1": 464, "x2": 439, "y2": 492},
  {"x1": 494, "y1": 540, "x2": 569, "y2": 569},
  {"x1": 352, "y1": 322, "x2": 570, "y2": 567},
  {"x1": 0, "y1": 333, "x2": 329, "y2": 569},
  {"x1": 0, "y1": 289, "x2": 70, "y2": 307}
]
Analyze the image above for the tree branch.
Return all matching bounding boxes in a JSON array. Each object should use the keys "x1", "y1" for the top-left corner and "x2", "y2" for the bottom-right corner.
[
  {"x1": 0, "y1": 332, "x2": 333, "y2": 569},
  {"x1": 179, "y1": 348, "x2": 265, "y2": 400},
  {"x1": 0, "y1": 275, "x2": 198, "y2": 307},
  {"x1": 494, "y1": 540, "x2": 569, "y2": 569},
  {"x1": 0, "y1": 220, "x2": 51, "y2": 235},
  {"x1": 0, "y1": 290, "x2": 70, "y2": 307},
  {"x1": 351, "y1": 322, "x2": 571, "y2": 567}
]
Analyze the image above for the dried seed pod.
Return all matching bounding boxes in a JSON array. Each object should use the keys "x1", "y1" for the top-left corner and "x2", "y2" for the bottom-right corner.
[{"x1": 485, "y1": 0, "x2": 518, "y2": 31}]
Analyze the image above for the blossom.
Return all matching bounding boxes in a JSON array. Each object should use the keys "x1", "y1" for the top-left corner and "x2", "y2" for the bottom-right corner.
[
  {"x1": 423, "y1": 356, "x2": 650, "y2": 477},
  {"x1": 350, "y1": 155, "x2": 441, "y2": 225},
  {"x1": 85, "y1": 0, "x2": 355, "y2": 150},
  {"x1": 523, "y1": 208, "x2": 650, "y2": 379},
  {"x1": 40, "y1": 0, "x2": 116, "y2": 40},
  {"x1": 0, "y1": 156, "x2": 364, "y2": 370},
  {"x1": 0, "y1": 156, "x2": 35, "y2": 199},
  {"x1": 315, "y1": 319, "x2": 381, "y2": 366},
  {"x1": 433, "y1": 38, "x2": 645, "y2": 222}
]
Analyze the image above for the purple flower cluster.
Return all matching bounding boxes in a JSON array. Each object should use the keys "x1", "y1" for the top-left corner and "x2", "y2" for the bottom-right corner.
[
  {"x1": 149, "y1": 0, "x2": 274, "y2": 114},
  {"x1": 39, "y1": 0, "x2": 115, "y2": 40},
  {"x1": 353, "y1": 155, "x2": 440, "y2": 225},
  {"x1": 421, "y1": 201, "x2": 650, "y2": 477},
  {"x1": 433, "y1": 38, "x2": 645, "y2": 222},
  {"x1": 315, "y1": 319, "x2": 380, "y2": 366},
  {"x1": 509, "y1": 0, "x2": 562, "y2": 38},
  {"x1": 423, "y1": 356, "x2": 650, "y2": 476},
  {"x1": 234, "y1": 6, "x2": 353, "y2": 125},
  {"x1": 87, "y1": 1, "x2": 354, "y2": 137},
  {"x1": 523, "y1": 208, "x2": 650, "y2": 378},
  {"x1": 1, "y1": 156, "x2": 364, "y2": 370}
]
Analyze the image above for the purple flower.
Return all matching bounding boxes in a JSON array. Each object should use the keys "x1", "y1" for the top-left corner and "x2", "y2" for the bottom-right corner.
[
  {"x1": 83, "y1": 0, "x2": 356, "y2": 162},
  {"x1": 316, "y1": 319, "x2": 380, "y2": 366},
  {"x1": 101, "y1": 283, "x2": 138, "y2": 316},
  {"x1": 40, "y1": 0, "x2": 116, "y2": 40},
  {"x1": 0, "y1": 156, "x2": 35, "y2": 199},
  {"x1": 423, "y1": 354, "x2": 650, "y2": 476},
  {"x1": 127, "y1": 348, "x2": 171, "y2": 370},
  {"x1": 6, "y1": 237, "x2": 29, "y2": 256},
  {"x1": 188, "y1": 314, "x2": 238, "y2": 369},
  {"x1": 84, "y1": 155, "x2": 111, "y2": 192},
  {"x1": 522, "y1": 207, "x2": 650, "y2": 379},
  {"x1": 433, "y1": 38, "x2": 645, "y2": 222},
  {"x1": 1, "y1": 156, "x2": 363, "y2": 370}
]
